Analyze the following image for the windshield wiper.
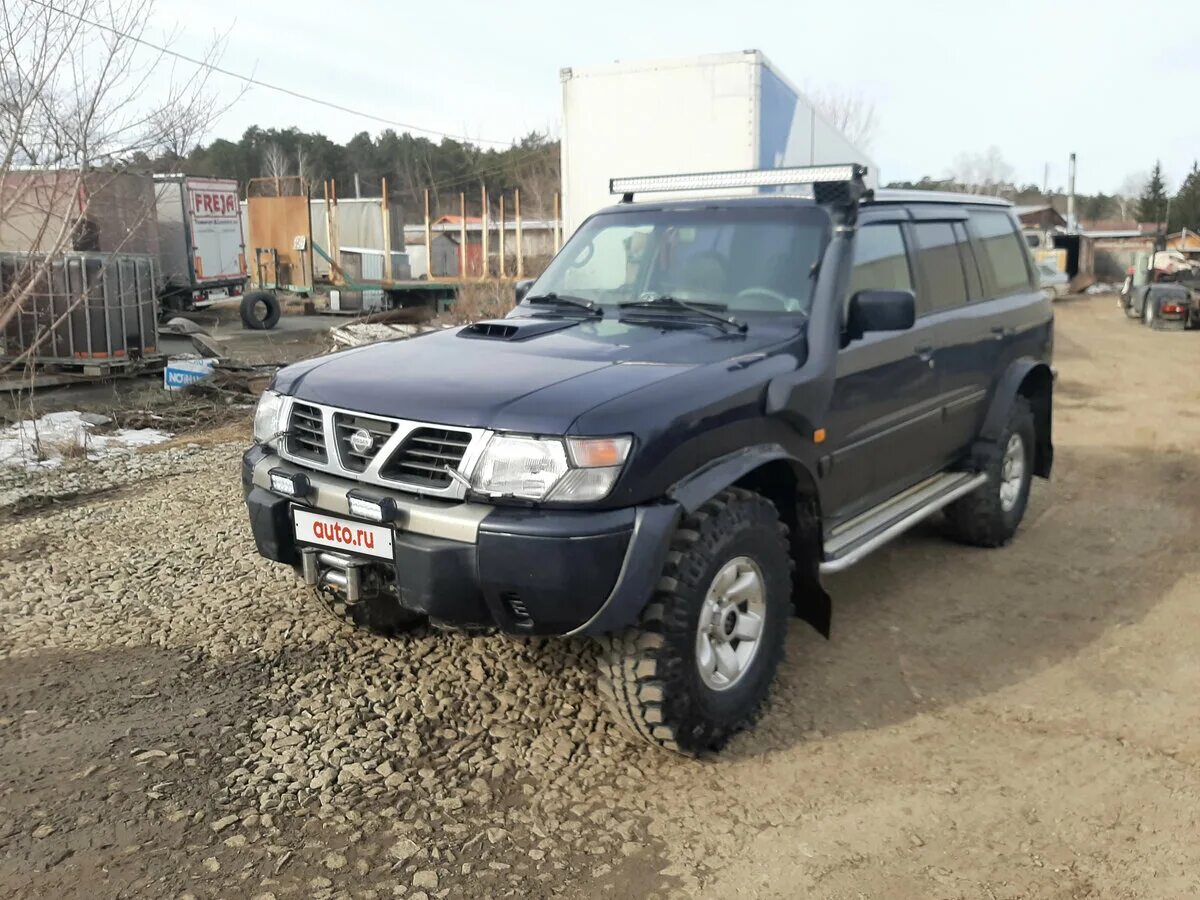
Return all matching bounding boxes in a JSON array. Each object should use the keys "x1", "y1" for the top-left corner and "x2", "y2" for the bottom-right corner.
[
  {"x1": 618, "y1": 293, "x2": 747, "y2": 333},
  {"x1": 525, "y1": 292, "x2": 602, "y2": 316}
]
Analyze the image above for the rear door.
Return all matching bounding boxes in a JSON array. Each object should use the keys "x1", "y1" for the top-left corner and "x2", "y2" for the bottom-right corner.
[
  {"x1": 185, "y1": 178, "x2": 245, "y2": 284},
  {"x1": 822, "y1": 215, "x2": 944, "y2": 521},
  {"x1": 909, "y1": 216, "x2": 987, "y2": 463}
]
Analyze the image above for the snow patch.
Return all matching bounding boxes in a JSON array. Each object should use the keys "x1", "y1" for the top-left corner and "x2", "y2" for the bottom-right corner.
[{"x1": 0, "y1": 410, "x2": 172, "y2": 469}]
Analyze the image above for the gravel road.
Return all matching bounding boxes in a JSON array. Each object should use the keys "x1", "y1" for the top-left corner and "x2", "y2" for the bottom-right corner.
[{"x1": 2, "y1": 295, "x2": 1199, "y2": 898}]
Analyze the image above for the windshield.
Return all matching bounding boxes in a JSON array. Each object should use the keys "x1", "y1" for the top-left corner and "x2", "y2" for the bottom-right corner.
[{"x1": 526, "y1": 206, "x2": 830, "y2": 315}]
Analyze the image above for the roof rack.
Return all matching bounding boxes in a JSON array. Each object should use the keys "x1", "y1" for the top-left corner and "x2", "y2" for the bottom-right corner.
[{"x1": 609, "y1": 163, "x2": 870, "y2": 207}]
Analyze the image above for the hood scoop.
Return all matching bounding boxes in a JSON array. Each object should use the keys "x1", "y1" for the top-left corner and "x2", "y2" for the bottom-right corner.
[{"x1": 458, "y1": 318, "x2": 579, "y2": 341}]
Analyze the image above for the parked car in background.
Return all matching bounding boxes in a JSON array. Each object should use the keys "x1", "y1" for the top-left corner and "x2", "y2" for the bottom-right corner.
[
  {"x1": 1124, "y1": 282, "x2": 1196, "y2": 330},
  {"x1": 1036, "y1": 261, "x2": 1069, "y2": 299}
]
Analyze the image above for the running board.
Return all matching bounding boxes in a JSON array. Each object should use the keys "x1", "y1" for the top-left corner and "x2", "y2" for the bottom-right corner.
[{"x1": 819, "y1": 471, "x2": 988, "y2": 575}]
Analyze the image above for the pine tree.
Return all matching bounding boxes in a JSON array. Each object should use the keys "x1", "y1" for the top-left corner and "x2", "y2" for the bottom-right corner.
[
  {"x1": 1136, "y1": 161, "x2": 1168, "y2": 224},
  {"x1": 1168, "y1": 161, "x2": 1200, "y2": 234}
]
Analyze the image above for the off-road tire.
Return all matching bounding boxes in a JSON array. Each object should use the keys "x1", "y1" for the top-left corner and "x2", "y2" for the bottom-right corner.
[
  {"x1": 944, "y1": 397, "x2": 1036, "y2": 548},
  {"x1": 241, "y1": 290, "x2": 281, "y2": 330},
  {"x1": 597, "y1": 488, "x2": 791, "y2": 754}
]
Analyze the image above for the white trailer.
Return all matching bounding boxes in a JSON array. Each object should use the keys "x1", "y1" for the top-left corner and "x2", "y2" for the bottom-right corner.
[
  {"x1": 154, "y1": 175, "x2": 247, "y2": 307},
  {"x1": 560, "y1": 50, "x2": 877, "y2": 237}
]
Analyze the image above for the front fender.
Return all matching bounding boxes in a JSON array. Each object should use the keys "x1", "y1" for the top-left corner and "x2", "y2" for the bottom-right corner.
[{"x1": 668, "y1": 443, "x2": 798, "y2": 513}]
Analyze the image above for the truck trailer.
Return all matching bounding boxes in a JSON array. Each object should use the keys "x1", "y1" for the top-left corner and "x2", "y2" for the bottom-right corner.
[
  {"x1": 560, "y1": 50, "x2": 877, "y2": 237},
  {"x1": 154, "y1": 175, "x2": 249, "y2": 312}
]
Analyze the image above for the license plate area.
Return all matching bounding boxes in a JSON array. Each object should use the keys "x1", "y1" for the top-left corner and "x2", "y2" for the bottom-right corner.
[{"x1": 293, "y1": 508, "x2": 394, "y2": 559}]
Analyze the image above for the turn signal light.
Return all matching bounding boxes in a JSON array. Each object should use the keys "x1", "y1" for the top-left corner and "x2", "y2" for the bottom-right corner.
[{"x1": 566, "y1": 436, "x2": 632, "y2": 468}]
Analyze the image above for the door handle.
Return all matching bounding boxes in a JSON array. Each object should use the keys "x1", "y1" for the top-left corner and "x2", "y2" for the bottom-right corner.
[
  {"x1": 914, "y1": 345, "x2": 935, "y2": 368},
  {"x1": 990, "y1": 325, "x2": 1014, "y2": 340}
]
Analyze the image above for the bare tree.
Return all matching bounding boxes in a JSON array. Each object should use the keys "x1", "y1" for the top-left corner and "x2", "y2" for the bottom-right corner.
[
  {"x1": 806, "y1": 84, "x2": 878, "y2": 149},
  {"x1": 1116, "y1": 170, "x2": 1149, "y2": 222},
  {"x1": 262, "y1": 140, "x2": 289, "y2": 179},
  {"x1": 949, "y1": 146, "x2": 1014, "y2": 195},
  {"x1": 0, "y1": 0, "x2": 227, "y2": 373},
  {"x1": 295, "y1": 144, "x2": 313, "y2": 193}
]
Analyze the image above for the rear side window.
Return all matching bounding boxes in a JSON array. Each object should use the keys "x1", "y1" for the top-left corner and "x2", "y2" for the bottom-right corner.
[
  {"x1": 913, "y1": 222, "x2": 968, "y2": 313},
  {"x1": 970, "y1": 210, "x2": 1032, "y2": 296},
  {"x1": 849, "y1": 224, "x2": 913, "y2": 297}
]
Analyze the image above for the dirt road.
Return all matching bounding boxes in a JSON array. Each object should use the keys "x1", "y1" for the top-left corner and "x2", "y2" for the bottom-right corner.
[{"x1": 2, "y1": 295, "x2": 1198, "y2": 899}]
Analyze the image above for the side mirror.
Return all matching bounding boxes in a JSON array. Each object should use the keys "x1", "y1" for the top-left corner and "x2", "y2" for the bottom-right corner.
[
  {"x1": 845, "y1": 289, "x2": 916, "y2": 340},
  {"x1": 514, "y1": 279, "x2": 535, "y2": 303}
]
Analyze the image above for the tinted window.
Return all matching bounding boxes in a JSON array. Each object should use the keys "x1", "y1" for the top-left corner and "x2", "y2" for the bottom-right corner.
[
  {"x1": 971, "y1": 210, "x2": 1032, "y2": 296},
  {"x1": 849, "y1": 224, "x2": 912, "y2": 298},
  {"x1": 913, "y1": 222, "x2": 968, "y2": 312}
]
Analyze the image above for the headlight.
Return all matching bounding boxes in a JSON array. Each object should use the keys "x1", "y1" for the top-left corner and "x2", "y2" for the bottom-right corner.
[
  {"x1": 253, "y1": 390, "x2": 285, "y2": 445},
  {"x1": 470, "y1": 434, "x2": 631, "y2": 502}
]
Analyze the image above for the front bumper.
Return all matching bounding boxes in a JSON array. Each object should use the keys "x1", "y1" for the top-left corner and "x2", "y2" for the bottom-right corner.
[{"x1": 242, "y1": 446, "x2": 678, "y2": 635}]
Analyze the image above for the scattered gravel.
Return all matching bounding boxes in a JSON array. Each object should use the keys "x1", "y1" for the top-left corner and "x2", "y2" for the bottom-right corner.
[
  {"x1": 0, "y1": 440, "x2": 686, "y2": 897},
  {"x1": 7, "y1": 302, "x2": 1199, "y2": 900}
]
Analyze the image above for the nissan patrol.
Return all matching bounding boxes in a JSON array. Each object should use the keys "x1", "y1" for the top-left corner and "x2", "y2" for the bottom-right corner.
[{"x1": 242, "y1": 164, "x2": 1053, "y2": 754}]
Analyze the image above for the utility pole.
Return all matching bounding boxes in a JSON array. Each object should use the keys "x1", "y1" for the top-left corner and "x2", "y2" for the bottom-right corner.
[{"x1": 1066, "y1": 153, "x2": 1077, "y2": 233}]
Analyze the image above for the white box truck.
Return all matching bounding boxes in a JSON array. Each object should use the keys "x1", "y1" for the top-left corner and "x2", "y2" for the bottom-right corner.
[
  {"x1": 154, "y1": 175, "x2": 248, "y2": 310},
  {"x1": 560, "y1": 50, "x2": 877, "y2": 236}
]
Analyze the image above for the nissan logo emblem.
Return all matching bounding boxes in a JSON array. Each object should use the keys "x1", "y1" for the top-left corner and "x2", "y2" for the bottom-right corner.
[{"x1": 348, "y1": 428, "x2": 374, "y2": 455}]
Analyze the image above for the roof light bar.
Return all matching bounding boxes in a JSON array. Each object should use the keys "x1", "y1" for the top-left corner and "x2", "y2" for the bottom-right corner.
[{"x1": 610, "y1": 164, "x2": 865, "y2": 197}]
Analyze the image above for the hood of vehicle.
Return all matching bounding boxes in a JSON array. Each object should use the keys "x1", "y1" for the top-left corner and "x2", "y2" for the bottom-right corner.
[{"x1": 273, "y1": 315, "x2": 801, "y2": 433}]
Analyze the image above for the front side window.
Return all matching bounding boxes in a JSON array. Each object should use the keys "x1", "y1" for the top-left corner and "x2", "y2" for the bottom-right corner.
[
  {"x1": 971, "y1": 210, "x2": 1033, "y2": 296},
  {"x1": 528, "y1": 206, "x2": 831, "y2": 315},
  {"x1": 848, "y1": 223, "x2": 913, "y2": 298},
  {"x1": 913, "y1": 222, "x2": 968, "y2": 313}
]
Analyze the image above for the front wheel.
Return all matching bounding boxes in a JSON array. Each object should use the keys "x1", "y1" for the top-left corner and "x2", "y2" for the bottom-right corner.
[{"x1": 597, "y1": 488, "x2": 791, "y2": 754}]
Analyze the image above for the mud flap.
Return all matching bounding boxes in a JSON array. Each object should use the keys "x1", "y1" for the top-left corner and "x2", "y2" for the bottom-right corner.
[{"x1": 792, "y1": 497, "x2": 831, "y2": 638}]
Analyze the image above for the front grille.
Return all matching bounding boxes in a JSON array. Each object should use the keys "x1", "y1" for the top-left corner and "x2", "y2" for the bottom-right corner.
[
  {"x1": 333, "y1": 412, "x2": 398, "y2": 472},
  {"x1": 381, "y1": 426, "x2": 472, "y2": 487},
  {"x1": 286, "y1": 402, "x2": 327, "y2": 462}
]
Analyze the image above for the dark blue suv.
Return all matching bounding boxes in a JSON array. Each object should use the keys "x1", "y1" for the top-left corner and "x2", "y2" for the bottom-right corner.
[{"x1": 243, "y1": 165, "x2": 1053, "y2": 754}]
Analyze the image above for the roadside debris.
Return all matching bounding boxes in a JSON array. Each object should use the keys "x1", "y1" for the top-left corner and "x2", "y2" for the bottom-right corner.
[
  {"x1": 164, "y1": 355, "x2": 218, "y2": 391},
  {"x1": 328, "y1": 308, "x2": 440, "y2": 350},
  {"x1": 328, "y1": 321, "x2": 432, "y2": 349},
  {"x1": 160, "y1": 317, "x2": 224, "y2": 358}
]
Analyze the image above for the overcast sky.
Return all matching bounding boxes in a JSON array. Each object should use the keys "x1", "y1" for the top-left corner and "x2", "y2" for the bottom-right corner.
[{"x1": 152, "y1": 0, "x2": 1197, "y2": 195}]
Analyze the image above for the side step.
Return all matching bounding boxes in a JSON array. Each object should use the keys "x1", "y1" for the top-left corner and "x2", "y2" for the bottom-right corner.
[{"x1": 819, "y1": 471, "x2": 988, "y2": 575}]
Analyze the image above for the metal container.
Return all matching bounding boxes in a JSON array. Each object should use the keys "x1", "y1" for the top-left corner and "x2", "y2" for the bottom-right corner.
[
  {"x1": 560, "y1": 50, "x2": 878, "y2": 236},
  {"x1": 0, "y1": 251, "x2": 161, "y2": 369}
]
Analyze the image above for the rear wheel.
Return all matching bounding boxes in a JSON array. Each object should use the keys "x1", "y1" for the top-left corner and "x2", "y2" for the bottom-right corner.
[
  {"x1": 241, "y1": 290, "x2": 281, "y2": 330},
  {"x1": 1144, "y1": 296, "x2": 1155, "y2": 327},
  {"x1": 597, "y1": 488, "x2": 791, "y2": 754},
  {"x1": 944, "y1": 397, "x2": 1035, "y2": 548}
]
